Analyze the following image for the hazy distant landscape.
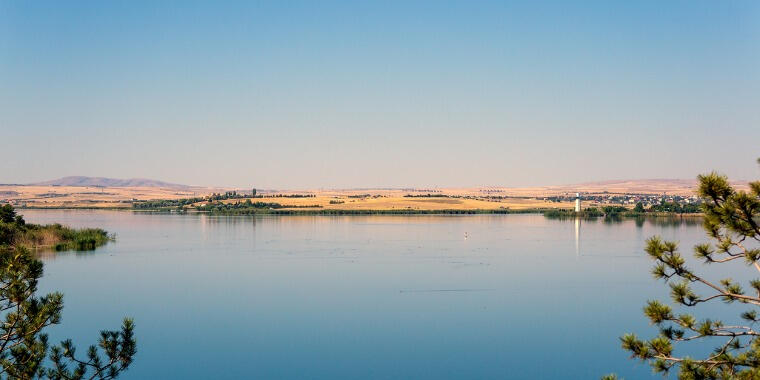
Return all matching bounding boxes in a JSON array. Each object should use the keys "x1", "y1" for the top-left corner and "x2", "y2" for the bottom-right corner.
[
  {"x1": 30, "y1": 176, "x2": 192, "y2": 189},
  {"x1": 0, "y1": 176, "x2": 740, "y2": 211}
]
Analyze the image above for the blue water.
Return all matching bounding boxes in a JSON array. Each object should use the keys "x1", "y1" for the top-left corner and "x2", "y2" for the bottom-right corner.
[{"x1": 20, "y1": 211, "x2": 727, "y2": 379}]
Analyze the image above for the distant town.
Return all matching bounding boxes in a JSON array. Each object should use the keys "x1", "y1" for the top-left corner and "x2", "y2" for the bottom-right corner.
[
  {"x1": 540, "y1": 192, "x2": 700, "y2": 208},
  {"x1": 0, "y1": 176, "x2": 716, "y2": 215}
]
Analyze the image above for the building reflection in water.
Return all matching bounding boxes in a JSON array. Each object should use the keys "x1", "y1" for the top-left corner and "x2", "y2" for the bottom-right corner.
[{"x1": 575, "y1": 217, "x2": 581, "y2": 258}]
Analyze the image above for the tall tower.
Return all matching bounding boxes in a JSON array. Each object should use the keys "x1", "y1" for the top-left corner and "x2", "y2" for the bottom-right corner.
[{"x1": 574, "y1": 192, "x2": 581, "y2": 212}]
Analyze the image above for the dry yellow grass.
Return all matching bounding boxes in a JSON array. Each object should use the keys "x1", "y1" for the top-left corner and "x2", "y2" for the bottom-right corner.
[
  {"x1": 0, "y1": 185, "x2": 220, "y2": 208},
  {"x1": 3, "y1": 178, "x2": 744, "y2": 210},
  {"x1": 15, "y1": 228, "x2": 60, "y2": 248},
  {"x1": 217, "y1": 195, "x2": 598, "y2": 211}
]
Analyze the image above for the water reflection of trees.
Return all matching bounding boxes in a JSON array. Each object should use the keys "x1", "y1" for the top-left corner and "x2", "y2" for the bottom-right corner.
[
  {"x1": 200, "y1": 214, "x2": 259, "y2": 225},
  {"x1": 544, "y1": 214, "x2": 599, "y2": 222},
  {"x1": 644, "y1": 216, "x2": 701, "y2": 227},
  {"x1": 546, "y1": 214, "x2": 701, "y2": 227}
]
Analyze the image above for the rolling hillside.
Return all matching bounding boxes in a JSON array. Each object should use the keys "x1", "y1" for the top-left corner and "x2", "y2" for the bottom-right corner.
[{"x1": 31, "y1": 176, "x2": 191, "y2": 189}]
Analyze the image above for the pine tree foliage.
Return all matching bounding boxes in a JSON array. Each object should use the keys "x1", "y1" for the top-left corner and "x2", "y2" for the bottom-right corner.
[
  {"x1": 614, "y1": 165, "x2": 760, "y2": 379},
  {"x1": 0, "y1": 246, "x2": 136, "y2": 379}
]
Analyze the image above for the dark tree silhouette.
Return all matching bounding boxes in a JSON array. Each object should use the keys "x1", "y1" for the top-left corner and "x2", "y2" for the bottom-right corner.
[
  {"x1": 606, "y1": 161, "x2": 760, "y2": 379},
  {"x1": 0, "y1": 207, "x2": 136, "y2": 379}
]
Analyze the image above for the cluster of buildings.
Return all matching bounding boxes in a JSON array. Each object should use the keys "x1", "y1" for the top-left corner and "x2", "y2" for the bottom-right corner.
[{"x1": 543, "y1": 193, "x2": 701, "y2": 207}]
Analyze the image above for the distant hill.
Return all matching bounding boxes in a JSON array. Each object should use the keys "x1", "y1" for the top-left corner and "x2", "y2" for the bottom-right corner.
[
  {"x1": 534, "y1": 178, "x2": 747, "y2": 196},
  {"x1": 567, "y1": 179, "x2": 698, "y2": 193},
  {"x1": 31, "y1": 176, "x2": 191, "y2": 189},
  {"x1": 573, "y1": 179, "x2": 697, "y2": 187}
]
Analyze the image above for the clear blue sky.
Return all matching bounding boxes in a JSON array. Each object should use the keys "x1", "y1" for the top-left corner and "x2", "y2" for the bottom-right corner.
[{"x1": 1, "y1": 1, "x2": 758, "y2": 188}]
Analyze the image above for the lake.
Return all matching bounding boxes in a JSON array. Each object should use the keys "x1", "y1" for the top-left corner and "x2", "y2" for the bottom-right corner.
[{"x1": 20, "y1": 210, "x2": 721, "y2": 379}]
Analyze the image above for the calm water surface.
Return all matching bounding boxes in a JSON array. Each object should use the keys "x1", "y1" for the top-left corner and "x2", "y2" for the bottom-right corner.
[{"x1": 20, "y1": 210, "x2": 719, "y2": 379}]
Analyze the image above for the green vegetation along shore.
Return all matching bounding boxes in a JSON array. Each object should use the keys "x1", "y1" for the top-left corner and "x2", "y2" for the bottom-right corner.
[
  {"x1": 0, "y1": 204, "x2": 112, "y2": 251},
  {"x1": 191, "y1": 208, "x2": 542, "y2": 215},
  {"x1": 127, "y1": 190, "x2": 704, "y2": 217},
  {"x1": 543, "y1": 202, "x2": 702, "y2": 219},
  {"x1": 130, "y1": 197, "x2": 702, "y2": 217}
]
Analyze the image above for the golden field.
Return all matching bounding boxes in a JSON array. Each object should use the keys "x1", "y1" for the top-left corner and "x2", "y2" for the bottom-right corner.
[
  {"x1": 0, "y1": 185, "x2": 217, "y2": 208},
  {"x1": 1, "y1": 178, "x2": 746, "y2": 210},
  {"x1": 215, "y1": 195, "x2": 583, "y2": 211}
]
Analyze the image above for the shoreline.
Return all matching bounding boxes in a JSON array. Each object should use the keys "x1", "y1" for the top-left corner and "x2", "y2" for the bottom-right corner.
[{"x1": 18, "y1": 207, "x2": 704, "y2": 218}]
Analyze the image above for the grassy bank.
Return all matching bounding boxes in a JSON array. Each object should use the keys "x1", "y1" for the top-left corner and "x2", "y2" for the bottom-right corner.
[
  {"x1": 1, "y1": 205, "x2": 112, "y2": 251},
  {"x1": 202, "y1": 208, "x2": 548, "y2": 215},
  {"x1": 140, "y1": 206, "x2": 556, "y2": 215}
]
